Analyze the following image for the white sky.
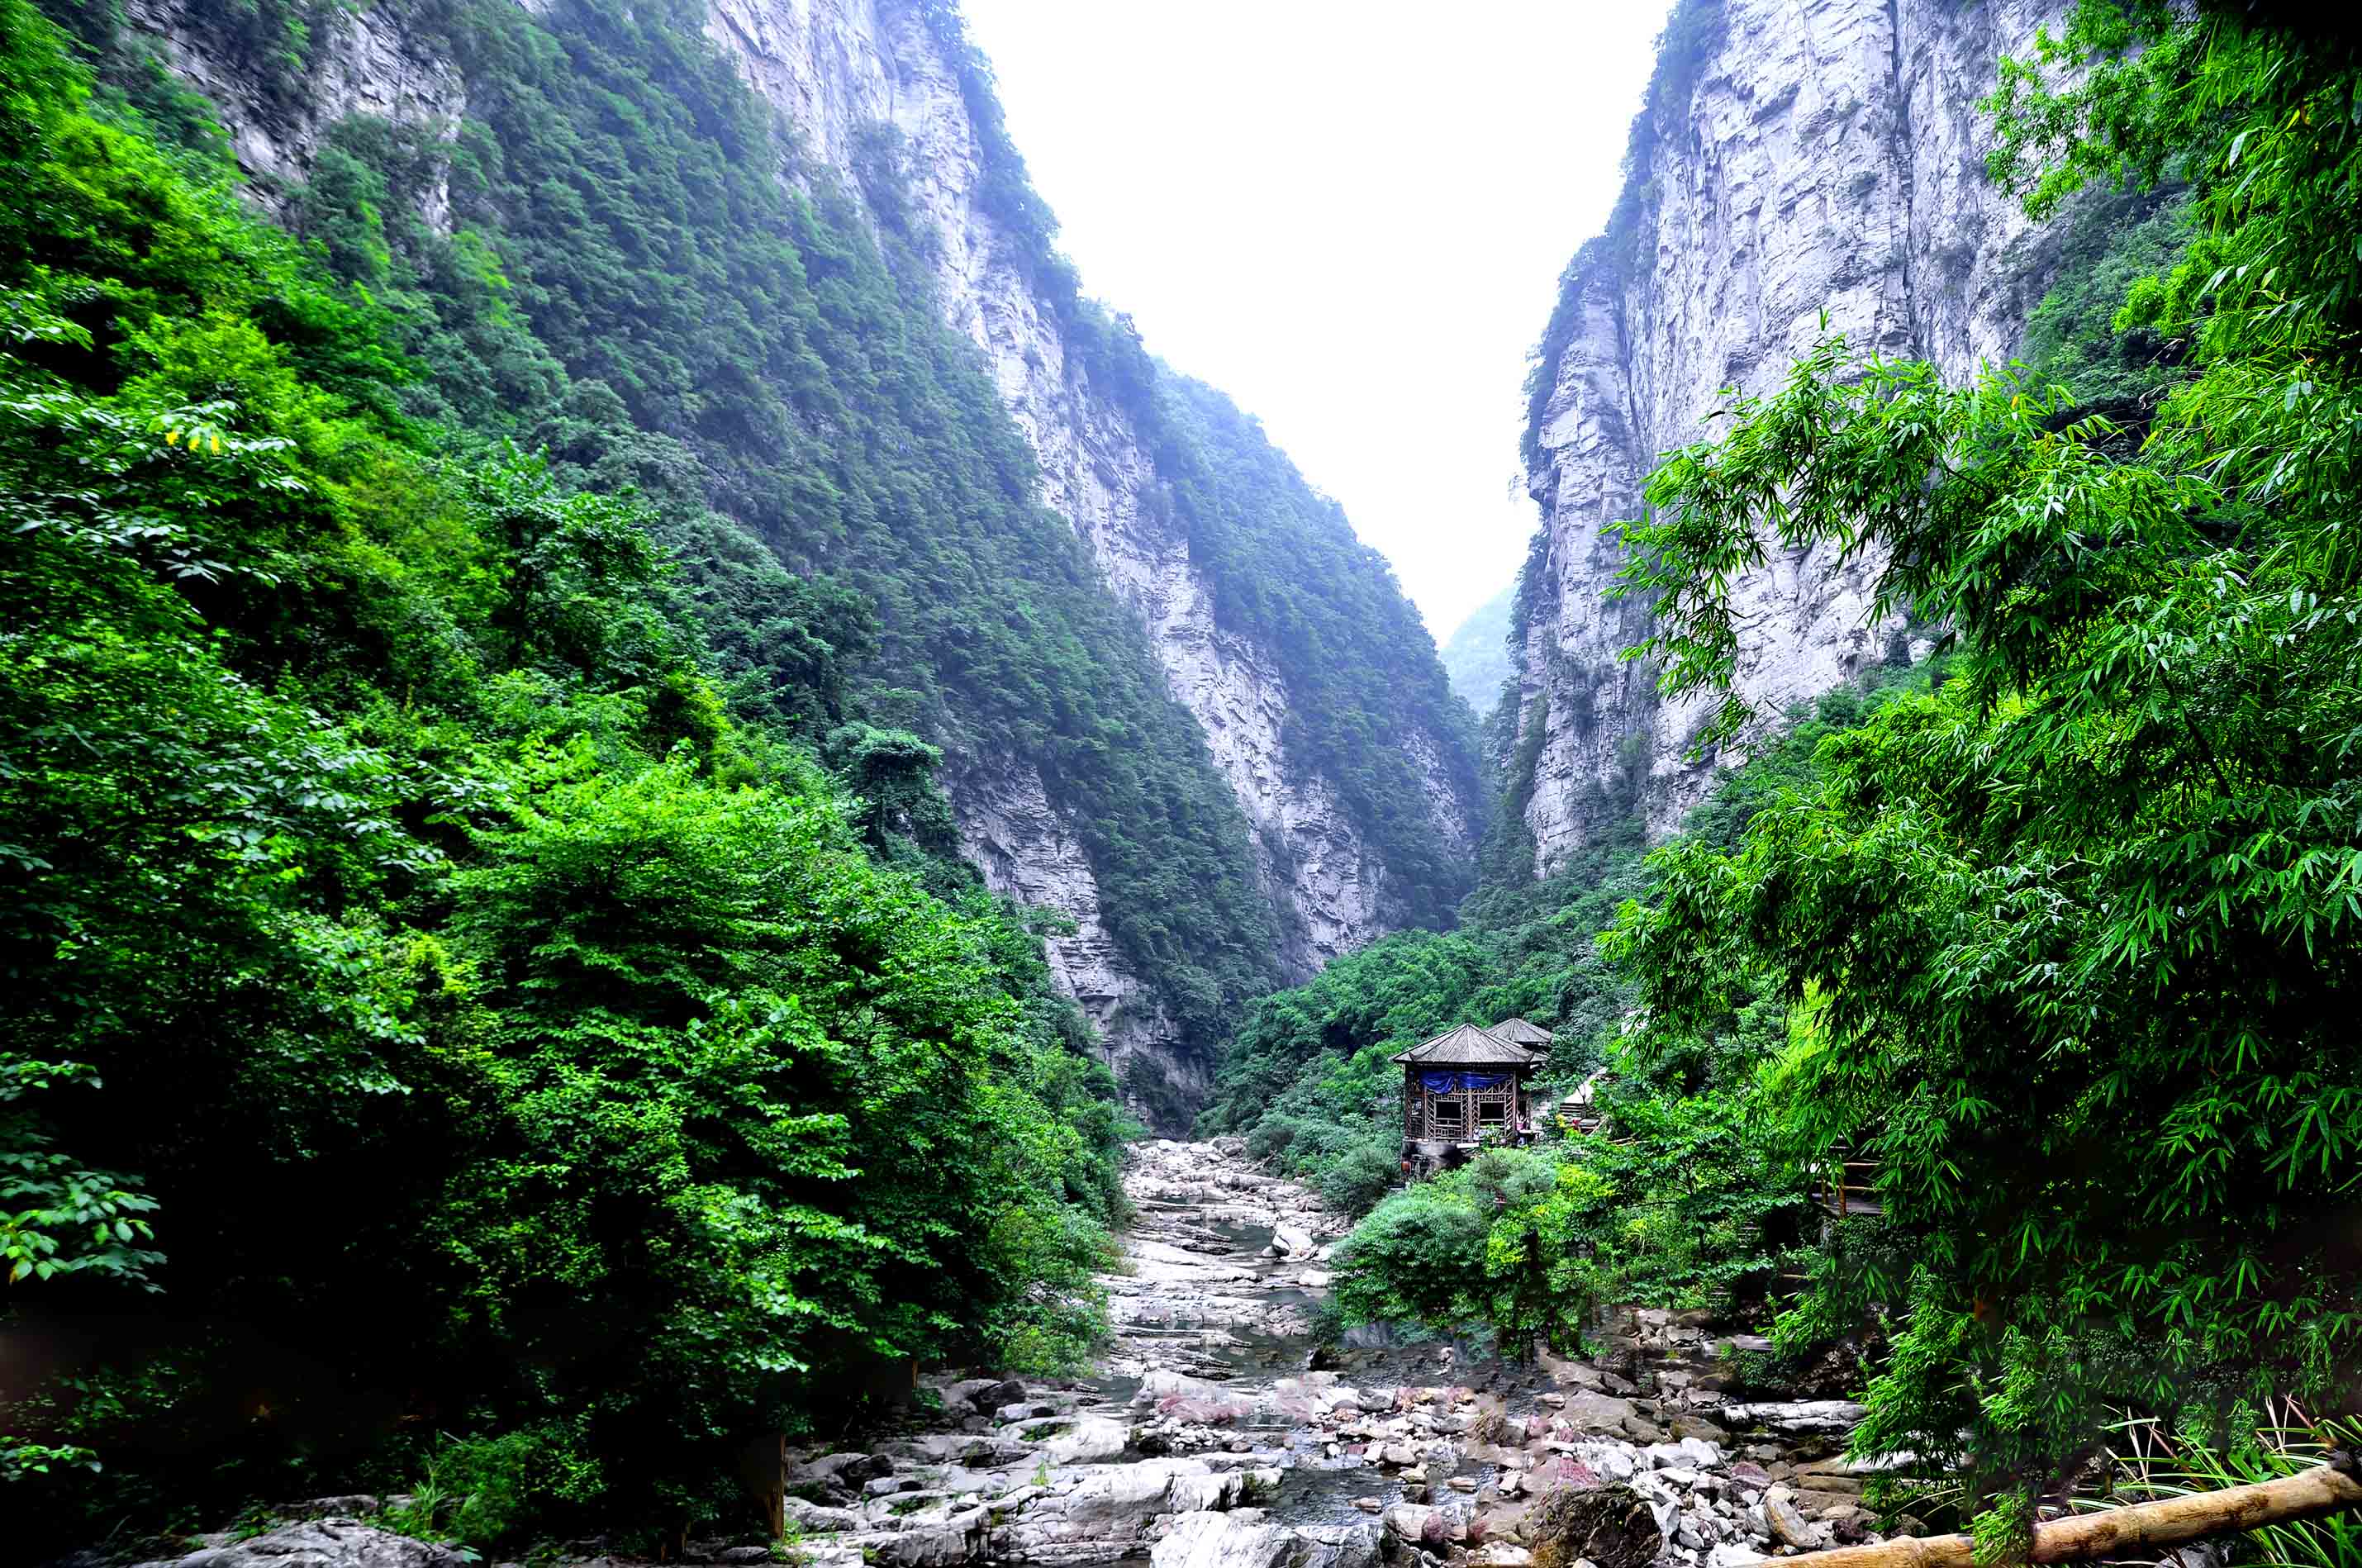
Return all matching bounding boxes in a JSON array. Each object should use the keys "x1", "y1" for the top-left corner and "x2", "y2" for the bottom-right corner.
[{"x1": 958, "y1": 0, "x2": 1674, "y2": 639}]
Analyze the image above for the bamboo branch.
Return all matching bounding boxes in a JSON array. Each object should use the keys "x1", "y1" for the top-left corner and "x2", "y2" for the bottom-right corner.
[{"x1": 1768, "y1": 1455, "x2": 2362, "y2": 1568}]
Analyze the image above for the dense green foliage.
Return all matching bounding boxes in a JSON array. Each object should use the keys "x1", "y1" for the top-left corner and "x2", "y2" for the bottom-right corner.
[
  {"x1": 183, "y1": 0, "x2": 1481, "y2": 1100},
  {"x1": 0, "y1": 4, "x2": 1129, "y2": 1551},
  {"x1": 1200, "y1": 668, "x2": 1936, "y2": 1236},
  {"x1": 1604, "y1": 0, "x2": 2362, "y2": 1542},
  {"x1": 2017, "y1": 184, "x2": 2190, "y2": 416},
  {"x1": 269, "y1": 0, "x2": 1288, "y2": 1099}
]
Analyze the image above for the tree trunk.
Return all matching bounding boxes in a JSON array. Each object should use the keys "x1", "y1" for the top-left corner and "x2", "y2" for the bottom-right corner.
[{"x1": 1770, "y1": 1456, "x2": 2362, "y2": 1568}]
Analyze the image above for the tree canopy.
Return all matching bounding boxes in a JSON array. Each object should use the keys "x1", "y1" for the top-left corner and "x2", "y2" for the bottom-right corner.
[{"x1": 0, "y1": 2, "x2": 1124, "y2": 1549}]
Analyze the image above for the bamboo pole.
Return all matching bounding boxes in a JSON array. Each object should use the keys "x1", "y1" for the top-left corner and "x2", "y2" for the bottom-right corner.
[{"x1": 1769, "y1": 1456, "x2": 2362, "y2": 1568}]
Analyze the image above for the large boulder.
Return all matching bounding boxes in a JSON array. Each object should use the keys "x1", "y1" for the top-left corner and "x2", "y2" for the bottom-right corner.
[
  {"x1": 1551, "y1": 1391, "x2": 1639, "y2": 1433},
  {"x1": 787, "y1": 1497, "x2": 868, "y2": 1534},
  {"x1": 989, "y1": 1459, "x2": 1248, "y2": 1565},
  {"x1": 1713, "y1": 1401, "x2": 1866, "y2": 1437},
  {"x1": 1518, "y1": 1485, "x2": 1662, "y2": 1568},
  {"x1": 792, "y1": 1450, "x2": 894, "y2": 1495},
  {"x1": 1152, "y1": 1511, "x2": 1377, "y2": 1568},
  {"x1": 871, "y1": 1504, "x2": 991, "y2": 1567},
  {"x1": 1761, "y1": 1485, "x2": 1832, "y2": 1553},
  {"x1": 1381, "y1": 1504, "x2": 1444, "y2": 1545},
  {"x1": 131, "y1": 1520, "x2": 468, "y2": 1568},
  {"x1": 943, "y1": 1377, "x2": 1019, "y2": 1417},
  {"x1": 1040, "y1": 1415, "x2": 1133, "y2": 1466}
]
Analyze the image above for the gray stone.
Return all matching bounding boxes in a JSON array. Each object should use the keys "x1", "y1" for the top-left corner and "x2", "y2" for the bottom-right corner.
[
  {"x1": 1152, "y1": 1512, "x2": 1378, "y2": 1568},
  {"x1": 876, "y1": 1506, "x2": 989, "y2": 1567},
  {"x1": 1713, "y1": 1401, "x2": 1867, "y2": 1437},
  {"x1": 1554, "y1": 1391, "x2": 1638, "y2": 1433},
  {"x1": 1762, "y1": 1487, "x2": 1831, "y2": 1553},
  {"x1": 1513, "y1": 0, "x2": 2060, "y2": 877},
  {"x1": 1517, "y1": 1485, "x2": 1662, "y2": 1568},
  {"x1": 787, "y1": 1499, "x2": 867, "y2": 1533},
  {"x1": 1040, "y1": 1415, "x2": 1131, "y2": 1466},
  {"x1": 133, "y1": 1519, "x2": 468, "y2": 1568},
  {"x1": 1382, "y1": 1504, "x2": 1440, "y2": 1543}
]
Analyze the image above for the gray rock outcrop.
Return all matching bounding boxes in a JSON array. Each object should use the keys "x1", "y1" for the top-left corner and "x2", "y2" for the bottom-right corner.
[
  {"x1": 131, "y1": 1519, "x2": 468, "y2": 1568},
  {"x1": 1151, "y1": 1511, "x2": 1379, "y2": 1568},
  {"x1": 1510, "y1": 0, "x2": 2068, "y2": 870}
]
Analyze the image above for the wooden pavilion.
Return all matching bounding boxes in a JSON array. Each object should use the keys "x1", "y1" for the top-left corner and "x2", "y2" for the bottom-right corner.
[{"x1": 1394, "y1": 1023, "x2": 1540, "y2": 1178}]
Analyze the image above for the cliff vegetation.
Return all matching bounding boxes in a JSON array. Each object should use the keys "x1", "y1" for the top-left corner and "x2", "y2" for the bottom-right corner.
[
  {"x1": 0, "y1": 1, "x2": 1128, "y2": 1551},
  {"x1": 1229, "y1": 0, "x2": 2362, "y2": 1556}
]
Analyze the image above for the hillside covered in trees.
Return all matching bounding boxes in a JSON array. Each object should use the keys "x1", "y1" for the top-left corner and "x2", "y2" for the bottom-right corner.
[
  {"x1": 0, "y1": 0, "x2": 1152, "y2": 1546},
  {"x1": 36, "y1": 0, "x2": 1482, "y2": 1131},
  {"x1": 1219, "y1": 0, "x2": 2362, "y2": 1557},
  {"x1": 6, "y1": 0, "x2": 2362, "y2": 1562}
]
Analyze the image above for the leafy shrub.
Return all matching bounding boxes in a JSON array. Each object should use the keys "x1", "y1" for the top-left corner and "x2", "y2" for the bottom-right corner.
[{"x1": 1311, "y1": 1138, "x2": 1400, "y2": 1217}]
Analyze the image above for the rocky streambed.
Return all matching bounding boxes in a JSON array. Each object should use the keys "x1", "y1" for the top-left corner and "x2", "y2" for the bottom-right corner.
[
  {"x1": 138, "y1": 1139, "x2": 1896, "y2": 1568},
  {"x1": 779, "y1": 1139, "x2": 1894, "y2": 1568}
]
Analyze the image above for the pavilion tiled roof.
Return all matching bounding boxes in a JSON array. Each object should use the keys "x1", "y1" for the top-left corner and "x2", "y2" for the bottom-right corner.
[
  {"x1": 1486, "y1": 1016, "x2": 1554, "y2": 1048},
  {"x1": 1390, "y1": 1023, "x2": 1536, "y2": 1067}
]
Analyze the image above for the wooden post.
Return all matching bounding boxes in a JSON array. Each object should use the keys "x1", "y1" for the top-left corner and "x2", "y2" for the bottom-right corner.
[
  {"x1": 1769, "y1": 1457, "x2": 2361, "y2": 1568},
  {"x1": 736, "y1": 1431, "x2": 787, "y2": 1540}
]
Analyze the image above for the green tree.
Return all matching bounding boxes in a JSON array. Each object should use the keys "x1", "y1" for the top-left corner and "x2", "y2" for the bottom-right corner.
[{"x1": 1605, "y1": 0, "x2": 2362, "y2": 1541}]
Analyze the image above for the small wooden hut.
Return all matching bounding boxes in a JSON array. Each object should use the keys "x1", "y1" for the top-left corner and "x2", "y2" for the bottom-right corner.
[
  {"x1": 1486, "y1": 1016, "x2": 1555, "y2": 1054},
  {"x1": 1394, "y1": 1024, "x2": 1539, "y2": 1177}
]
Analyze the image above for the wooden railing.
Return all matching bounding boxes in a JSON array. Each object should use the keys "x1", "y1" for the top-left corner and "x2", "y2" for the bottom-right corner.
[{"x1": 1810, "y1": 1154, "x2": 1884, "y2": 1221}]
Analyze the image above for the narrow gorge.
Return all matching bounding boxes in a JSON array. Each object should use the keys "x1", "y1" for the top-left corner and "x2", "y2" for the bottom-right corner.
[{"x1": 12, "y1": 0, "x2": 2359, "y2": 1563}]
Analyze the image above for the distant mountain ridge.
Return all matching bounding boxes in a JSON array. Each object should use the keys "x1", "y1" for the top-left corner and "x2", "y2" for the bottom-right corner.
[{"x1": 1439, "y1": 582, "x2": 1518, "y2": 717}]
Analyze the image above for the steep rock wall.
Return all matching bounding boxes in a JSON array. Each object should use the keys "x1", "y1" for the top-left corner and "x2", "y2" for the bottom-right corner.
[
  {"x1": 122, "y1": 0, "x2": 466, "y2": 224},
  {"x1": 715, "y1": 2, "x2": 1474, "y2": 964},
  {"x1": 119, "y1": 0, "x2": 1479, "y2": 1124},
  {"x1": 1513, "y1": 0, "x2": 2062, "y2": 872},
  {"x1": 693, "y1": 0, "x2": 1479, "y2": 1087}
]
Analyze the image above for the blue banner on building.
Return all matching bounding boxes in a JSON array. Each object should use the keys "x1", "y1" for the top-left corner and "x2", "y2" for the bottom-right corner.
[{"x1": 1417, "y1": 1070, "x2": 1514, "y2": 1094}]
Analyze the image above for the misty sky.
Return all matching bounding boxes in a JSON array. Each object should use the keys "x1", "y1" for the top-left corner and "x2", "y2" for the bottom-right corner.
[{"x1": 958, "y1": 1, "x2": 1675, "y2": 639}]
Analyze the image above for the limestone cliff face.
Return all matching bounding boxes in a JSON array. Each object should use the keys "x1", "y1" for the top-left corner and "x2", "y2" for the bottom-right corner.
[
  {"x1": 122, "y1": 0, "x2": 465, "y2": 225},
  {"x1": 695, "y1": 0, "x2": 1479, "y2": 1101},
  {"x1": 1513, "y1": 0, "x2": 2062, "y2": 872},
  {"x1": 123, "y1": 0, "x2": 1479, "y2": 1125}
]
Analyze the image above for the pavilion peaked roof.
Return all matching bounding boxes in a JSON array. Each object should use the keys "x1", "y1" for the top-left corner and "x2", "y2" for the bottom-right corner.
[
  {"x1": 1390, "y1": 1023, "x2": 1535, "y2": 1067},
  {"x1": 1486, "y1": 1016, "x2": 1554, "y2": 1048}
]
